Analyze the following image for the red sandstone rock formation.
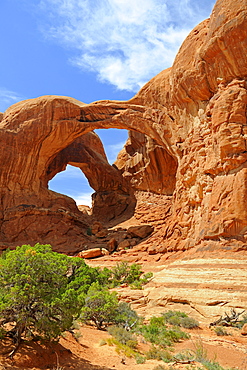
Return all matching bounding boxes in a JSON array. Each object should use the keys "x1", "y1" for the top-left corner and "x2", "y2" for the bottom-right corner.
[
  {"x1": 0, "y1": 0, "x2": 246, "y2": 254},
  {"x1": 115, "y1": 131, "x2": 177, "y2": 195}
]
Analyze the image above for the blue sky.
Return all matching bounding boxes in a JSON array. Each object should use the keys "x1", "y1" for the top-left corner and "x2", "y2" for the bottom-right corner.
[{"x1": 0, "y1": 0, "x2": 215, "y2": 206}]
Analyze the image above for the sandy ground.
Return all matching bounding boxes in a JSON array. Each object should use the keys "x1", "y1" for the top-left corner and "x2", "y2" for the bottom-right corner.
[
  {"x1": 1, "y1": 252, "x2": 247, "y2": 370},
  {"x1": 0, "y1": 322, "x2": 246, "y2": 370}
]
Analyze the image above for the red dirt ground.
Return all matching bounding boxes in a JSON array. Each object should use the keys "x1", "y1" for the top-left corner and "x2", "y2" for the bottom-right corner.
[{"x1": 0, "y1": 322, "x2": 246, "y2": 370}]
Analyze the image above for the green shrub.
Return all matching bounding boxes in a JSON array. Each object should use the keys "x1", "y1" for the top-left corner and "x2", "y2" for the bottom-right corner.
[
  {"x1": 126, "y1": 339, "x2": 138, "y2": 349},
  {"x1": 130, "y1": 280, "x2": 143, "y2": 290},
  {"x1": 162, "y1": 310, "x2": 199, "y2": 329},
  {"x1": 110, "y1": 338, "x2": 137, "y2": 358},
  {"x1": 181, "y1": 316, "x2": 199, "y2": 329},
  {"x1": 110, "y1": 262, "x2": 143, "y2": 286},
  {"x1": 145, "y1": 346, "x2": 173, "y2": 362},
  {"x1": 113, "y1": 301, "x2": 141, "y2": 329},
  {"x1": 140, "y1": 315, "x2": 189, "y2": 348},
  {"x1": 173, "y1": 349, "x2": 196, "y2": 362},
  {"x1": 214, "y1": 326, "x2": 229, "y2": 336},
  {"x1": 0, "y1": 244, "x2": 89, "y2": 345},
  {"x1": 95, "y1": 267, "x2": 113, "y2": 287},
  {"x1": 86, "y1": 227, "x2": 92, "y2": 236},
  {"x1": 163, "y1": 310, "x2": 187, "y2": 321},
  {"x1": 107, "y1": 326, "x2": 137, "y2": 347},
  {"x1": 130, "y1": 271, "x2": 153, "y2": 289},
  {"x1": 80, "y1": 282, "x2": 119, "y2": 329},
  {"x1": 201, "y1": 360, "x2": 226, "y2": 370},
  {"x1": 106, "y1": 337, "x2": 115, "y2": 346},
  {"x1": 193, "y1": 340, "x2": 228, "y2": 370},
  {"x1": 135, "y1": 354, "x2": 146, "y2": 364},
  {"x1": 193, "y1": 339, "x2": 208, "y2": 362}
]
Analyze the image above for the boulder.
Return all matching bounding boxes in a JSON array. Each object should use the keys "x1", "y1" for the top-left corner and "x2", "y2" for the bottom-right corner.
[
  {"x1": 95, "y1": 229, "x2": 108, "y2": 238},
  {"x1": 78, "y1": 248, "x2": 103, "y2": 259},
  {"x1": 107, "y1": 238, "x2": 118, "y2": 253},
  {"x1": 128, "y1": 225, "x2": 154, "y2": 239},
  {"x1": 118, "y1": 240, "x2": 131, "y2": 250}
]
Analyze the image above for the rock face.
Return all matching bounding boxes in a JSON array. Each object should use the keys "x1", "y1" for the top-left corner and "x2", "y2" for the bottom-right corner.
[
  {"x1": 113, "y1": 257, "x2": 247, "y2": 323},
  {"x1": 115, "y1": 131, "x2": 177, "y2": 195},
  {"x1": 0, "y1": 0, "x2": 247, "y2": 254}
]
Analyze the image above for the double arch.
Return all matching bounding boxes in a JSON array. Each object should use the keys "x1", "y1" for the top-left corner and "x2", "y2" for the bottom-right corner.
[{"x1": 0, "y1": 95, "x2": 177, "y2": 252}]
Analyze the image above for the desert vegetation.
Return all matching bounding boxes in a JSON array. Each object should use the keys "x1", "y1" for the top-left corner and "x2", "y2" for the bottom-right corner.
[
  {"x1": 0, "y1": 243, "x2": 152, "y2": 356},
  {"x1": 0, "y1": 243, "x2": 245, "y2": 370}
]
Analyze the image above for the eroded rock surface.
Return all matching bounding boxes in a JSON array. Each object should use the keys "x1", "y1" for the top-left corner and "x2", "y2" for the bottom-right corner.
[
  {"x1": 115, "y1": 131, "x2": 177, "y2": 195},
  {"x1": 0, "y1": 0, "x2": 247, "y2": 254}
]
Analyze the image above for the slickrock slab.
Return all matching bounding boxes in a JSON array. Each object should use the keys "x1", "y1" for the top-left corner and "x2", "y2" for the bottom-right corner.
[{"x1": 116, "y1": 258, "x2": 247, "y2": 322}]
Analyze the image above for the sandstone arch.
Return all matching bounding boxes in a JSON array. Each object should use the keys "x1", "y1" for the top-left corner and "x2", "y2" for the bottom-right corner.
[
  {"x1": 45, "y1": 131, "x2": 136, "y2": 223},
  {"x1": 0, "y1": 96, "x2": 178, "y2": 253}
]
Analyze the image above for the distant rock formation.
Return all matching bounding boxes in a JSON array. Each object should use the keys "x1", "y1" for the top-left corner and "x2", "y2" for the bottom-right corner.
[{"x1": 0, "y1": 0, "x2": 246, "y2": 254}]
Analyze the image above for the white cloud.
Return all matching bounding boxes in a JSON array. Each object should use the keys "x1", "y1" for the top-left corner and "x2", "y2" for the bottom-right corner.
[
  {"x1": 48, "y1": 165, "x2": 93, "y2": 204},
  {"x1": 73, "y1": 192, "x2": 93, "y2": 207},
  {"x1": 0, "y1": 88, "x2": 24, "y2": 112},
  {"x1": 52, "y1": 164, "x2": 85, "y2": 179},
  {"x1": 39, "y1": 0, "x2": 215, "y2": 91},
  {"x1": 106, "y1": 141, "x2": 127, "y2": 163}
]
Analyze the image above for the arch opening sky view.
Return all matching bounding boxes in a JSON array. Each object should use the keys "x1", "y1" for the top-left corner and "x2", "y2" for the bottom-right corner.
[{"x1": 1, "y1": 0, "x2": 215, "y2": 206}]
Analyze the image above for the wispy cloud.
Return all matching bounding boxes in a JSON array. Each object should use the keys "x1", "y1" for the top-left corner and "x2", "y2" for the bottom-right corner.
[
  {"x1": 106, "y1": 141, "x2": 127, "y2": 164},
  {"x1": 39, "y1": 0, "x2": 215, "y2": 91},
  {"x1": 0, "y1": 88, "x2": 24, "y2": 112},
  {"x1": 49, "y1": 165, "x2": 93, "y2": 206},
  {"x1": 73, "y1": 192, "x2": 93, "y2": 207},
  {"x1": 51, "y1": 165, "x2": 85, "y2": 180}
]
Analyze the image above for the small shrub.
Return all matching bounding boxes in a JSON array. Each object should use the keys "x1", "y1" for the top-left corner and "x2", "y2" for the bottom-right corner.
[
  {"x1": 113, "y1": 301, "x2": 141, "y2": 329},
  {"x1": 80, "y1": 282, "x2": 119, "y2": 329},
  {"x1": 181, "y1": 316, "x2": 199, "y2": 329},
  {"x1": 110, "y1": 262, "x2": 143, "y2": 287},
  {"x1": 166, "y1": 315, "x2": 181, "y2": 326},
  {"x1": 173, "y1": 349, "x2": 196, "y2": 362},
  {"x1": 113, "y1": 339, "x2": 137, "y2": 358},
  {"x1": 162, "y1": 310, "x2": 199, "y2": 329},
  {"x1": 0, "y1": 328, "x2": 7, "y2": 340},
  {"x1": 99, "y1": 339, "x2": 107, "y2": 346},
  {"x1": 193, "y1": 339, "x2": 208, "y2": 362},
  {"x1": 107, "y1": 326, "x2": 137, "y2": 347},
  {"x1": 126, "y1": 339, "x2": 138, "y2": 349},
  {"x1": 86, "y1": 227, "x2": 92, "y2": 236},
  {"x1": 130, "y1": 280, "x2": 143, "y2": 290},
  {"x1": 135, "y1": 354, "x2": 146, "y2": 364},
  {"x1": 140, "y1": 272, "x2": 153, "y2": 285},
  {"x1": 106, "y1": 337, "x2": 115, "y2": 346},
  {"x1": 214, "y1": 326, "x2": 229, "y2": 336},
  {"x1": 192, "y1": 340, "x2": 227, "y2": 370},
  {"x1": 201, "y1": 359, "x2": 226, "y2": 370},
  {"x1": 140, "y1": 315, "x2": 189, "y2": 348},
  {"x1": 145, "y1": 346, "x2": 173, "y2": 362},
  {"x1": 163, "y1": 310, "x2": 187, "y2": 321}
]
